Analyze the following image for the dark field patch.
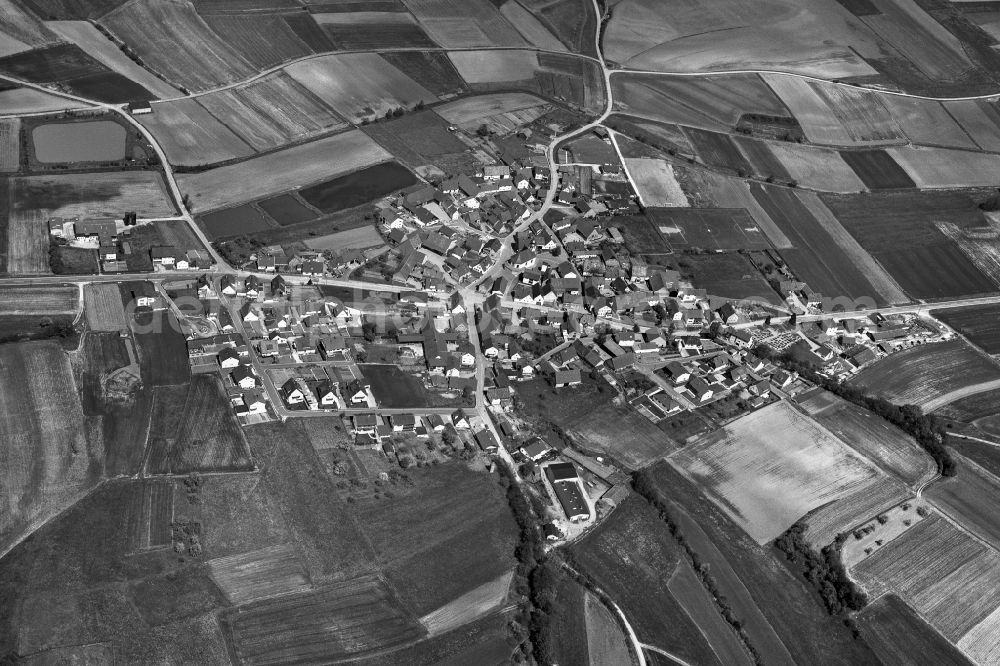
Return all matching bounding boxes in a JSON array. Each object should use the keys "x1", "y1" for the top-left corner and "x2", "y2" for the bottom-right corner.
[
  {"x1": 50, "y1": 246, "x2": 98, "y2": 274},
  {"x1": 839, "y1": 150, "x2": 915, "y2": 190},
  {"x1": 131, "y1": 310, "x2": 191, "y2": 386},
  {"x1": 683, "y1": 126, "x2": 753, "y2": 174},
  {"x1": 733, "y1": 137, "x2": 792, "y2": 181},
  {"x1": 934, "y1": 303, "x2": 1000, "y2": 353},
  {"x1": 678, "y1": 252, "x2": 781, "y2": 304},
  {"x1": 858, "y1": 594, "x2": 974, "y2": 666},
  {"x1": 361, "y1": 363, "x2": 432, "y2": 408},
  {"x1": 61, "y1": 71, "x2": 154, "y2": 104},
  {"x1": 648, "y1": 207, "x2": 772, "y2": 251},
  {"x1": 199, "y1": 204, "x2": 275, "y2": 240},
  {"x1": 612, "y1": 214, "x2": 670, "y2": 255},
  {"x1": 282, "y1": 13, "x2": 336, "y2": 51},
  {"x1": 380, "y1": 52, "x2": 466, "y2": 97},
  {"x1": 20, "y1": 0, "x2": 128, "y2": 19},
  {"x1": 299, "y1": 161, "x2": 416, "y2": 214},
  {"x1": 751, "y1": 183, "x2": 888, "y2": 305},
  {"x1": 0, "y1": 43, "x2": 152, "y2": 103},
  {"x1": 0, "y1": 314, "x2": 77, "y2": 346},
  {"x1": 363, "y1": 110, "x2": 469, "y2": 163},
  {"x1": 533, "y1": 0, "x2": 598, "y2": 56},
  {"x1": 201, "y1": 14, "x2": 312, "y2": 70},
  {"x1": 258, "y1": 193, "x2": 317, "y2": 227},
  {"x1": 833, "y1": 0, "x2": 881, "y2": 16},
  {"x1": 322, "y1": 22, "x2": 437, "y2": 49},
  {"x1": 877, "y1": 242, "x2": 998, "y2": 299}
]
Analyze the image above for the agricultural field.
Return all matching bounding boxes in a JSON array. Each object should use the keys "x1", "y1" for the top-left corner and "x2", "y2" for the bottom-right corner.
[
  {"x1": 177, "y1": 130, "x2": 391, "y2": 212},
  {"x1": 852, "y1": 512, "x2": 1000, "y2": 642},
  {"x1": 822, "y1": 190, "x2": 1000, "y2": 300},
  {"x1": 668, "y1": 401, "x2": 883, "y2": 544},
  {"x1": 563, "y1": 133, "x2": 619, "y2": 165},
  {"x1": 200, "y1": 13, "x2": 312, "y2": 69},
  {"x1": 122, "y1": 479, "x2": 173, "y2": 552},
  {"x1": 448, "y1": 49, "x2": 538, "y2": 84},
  {"x1": 145, "y1": 375, "x2": 253, "y2": 474},
  {"x1": 258, "y1": 194, "x2": 317, "y2": 227},
  {"x1": 207, "y1": 543, "x2": 311, "y2": 605},
  {"x1": 138, "y1": 98, "x2": 255, "y2": 166},
  {"x1": 583, "y1": 592, "x2": 635, "y2": 666},
  {"x1": 402, "y1": 0, "x2": 527, "y2": 48},
  {"x1": 9, "y1": 171, "x2": 177, "y2": 219},
  {"x1": 839, "y1": 149, "x2": 915, "y2": 190},
  {"x1": 859, "y1": 594, "x2": 975, "y2": 666},
  {"x1": 942, "y1": 100, "x2": 1000, "y2": 152},
  {"x1": 299, "y1": 162, "x2": 416, "y2": 214},
  {"x1": 380, "y1": 52, "x2": 467, "y2": 97},
  {"x1": 361, "y1": 364, "x2": 434, "y2": 409},
  {"x1": 648, "y1": 207, "x2": 770, "y2": 251},
  {"x1": 286, "y1": 54, "x2": 437, "y2": 123},
  {"x1": 0, "y1": 87, "x2": 77, "y2": 114},
  {"x1": 678, "y1": 252, "x2": 782, "y2": 305},
  {"x1": 349, "y1": 611, "x2": 515, "y2": 666},
  {"x1": 667, "y1": 560, "x2": 752, "y2": 666},
  {"x1": 102, "y1": 0, "x2": 256, "y2": 92},
  {"x1": 313, "y1": 11, "x2": 437, "y2": 50},
  {"x1": 194, "y1": 72, "x2": 348, "y2": 153},
  {"x1": 882, "y1": 95, "x2": 978, "y2": 149},
  {"x1": 802, "y1": 475, "x2": 911, "y2": 548},
  {"x1": 886, "y1": 146, "x2": 1000, "y2": 189},
  {"x1": 0, "y1": 0, "x2": 59, "y2": 56},
  {"x1": 84, "y1": 283, "x2": 128, "y2": 331},
  {"x1": 0, "y1": 341, "x2": 93, "y2": 556},
  {"x1": 46, "y1": 20, "x2": 182, "y2": 99},
  {"x1": 364, "y1": 110, "x2": 477, "y2": 173},
  {"x1": 683, "y1": 127, "x2": 753, "y2": 174},
  {"x1": 199, "y1": 204, "x2": 276, "y2": 240},
  {"x1": 6, "y1": 210, "x2": 49, "y2": 275},
  {"x1": 765, "y1": 143, "x2": 866, "y2": 192},
  {"x1": 435, "y1": 92, "x2": 547, "y2": 126},
  {"x1": 850, "y1": 340, "x2": 1000, "y2": 411},
  {"x1": 223, "y1": 575, "x2": 425, "y2": 664},
  {"x1": 623, "y1": 158, "x2": 687, "y2": 207},
  {"x1": 0, "y1": 118, "x2": 18, "y2": 173},
  {"x1": 732, "y1": 137, "x2": 792, "y2": 182},
  {"x1": 419, "y1": 571, "x2": 512, "y2": 635},
  {"x1": 303, "y1": 225, "x2": 384, "y2": 251},
  {"x1": 937, "y1": 393, "x2": 1000, "y2": 444},
  {"x1": 499, "y1": 1, "x2": 566, "y2": 51},
  {"x1": 0, "y1": 285, "x2": 76, "y2": 314},
  {"x1": 927, "y1": 453, "x2": 1000, "y2": 551},
  {"x1": 935, "y1": 303, "x2": 1000, "y2": 354},
  {"x1": 131, "y1": 309, "x2": 191, "y2": 386}
]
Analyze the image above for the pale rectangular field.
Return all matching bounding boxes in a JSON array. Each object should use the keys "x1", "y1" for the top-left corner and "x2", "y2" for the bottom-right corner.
[
  {"x1": 11, "y1": 172, "x2": 176, "y2": 219},
  {"x1": 584, "y1": 590, "x2": 638, "y2": 666},
  {"x1": 0, "y1": 285, "x2": 77, "y2": 314},
  {"x1": 196, "y1": 72, "x2": 347, "y2": 152},
  {"x1": 402, "y1": 0, "x2": 527, "y2": 48},
  {"x1": 888, "y1": 146, "x2": 1000, "y2": 189},
  {"x1": 47, "y1": 21, "x2": 183, "y2": 99},
  {"x1": 207, "y1": 543, "x2": 311, "y2": 605},
  {"x1": 176, "y1": 130, "x2": 391, "y2": 212},
  {"x1": 448, "y1": 49, "x2": 539, "y2": 83},
  {"x1": 762, "y1": 74, "x2": 854, "y2": 145},
  {"x1": 303, "y1": 225, "x2": 384, "y2": 251},
  {"x1": 0, "y1": 88, "x2": 78, "y2": 115},
  {"x1": 958, "y1": 604, "x2": 1000, "y2": 666},
  {"x1": 499, "y1": 1, "x2": 566, "y2": 51},
  {"x1": 419, "y1": 570, "x2": 512, "y2": 635},
  {"x1": 767, "y1": 143, "x2": 866, "y2": 193},
  {"x1": 808, "y1": 81, "x2": 904, "y2": 144},
  {"x1": 84, "y1": 283, "x2": 129, "y2": 331},
  {"x1": 623, "y1": 158, "x2": 687, "y2": 207},
  {"x1": 103, "y1": 0, "x2": 256, "y2": 92},
  {"x1": 927, "y1": 454, "x2": 1000, "y2": 553},
  {"x1": 139, "y1": 98, "x2": 255, "y2": 166},
  {"x1": 7, "y1": 209, "x2": 50, "y2": 275},
  {"x1": 668, "y1": 400, "x2": 881, "y2": 544},
  {"x1": 0, "y1": 118, "x2": 18, "y2": 172},
  {"x1": 942, "y1": 101, "x2": 1000, "y2": 152},
  {"x1": 286, "y1": 54, "x2": 437, "y2": 123},
  {"x1": 435, "y1": 92, "x2": 547, "y2": 125},
  {"x1": 881, "y1": 96, "x2": 977, "y2": 150}
]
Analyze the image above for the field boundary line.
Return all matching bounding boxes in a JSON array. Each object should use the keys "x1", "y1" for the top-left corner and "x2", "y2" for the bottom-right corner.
[{"x1": 0, "y1": 480, "x2": 108, "y2": 561}]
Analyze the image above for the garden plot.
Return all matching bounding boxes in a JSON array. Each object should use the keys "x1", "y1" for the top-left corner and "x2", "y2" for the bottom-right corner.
[{"x1": 668, "y1": 400, "x2": 883, "y2": 544}]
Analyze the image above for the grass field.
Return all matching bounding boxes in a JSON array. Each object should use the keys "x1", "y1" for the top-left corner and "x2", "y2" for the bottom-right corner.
[
  {"x1": 669, "y1": 400, "x2": 882, "y2": 544},
  {"x1": 303, "y1": 225, "x2": 384, "y2": 251},
  {"x1": 7, "y1": 209, "x2": 49, "y2": 275},
  {"x1": 766, "y1": 143, "x2": 866, "y2": 192},
  {"x1": 938, "y1": 394, "x2": 1000, "y2": 443},
  {"x1": 349, "y1": 611, "x2": 515, "y2": 666},
  {"x1": 683, "y1": 127, "x2": 753, "y2": 173},
  {"x1": 287, "y1": 53, "x2": 437, "y2": 123},
  {"x1": 103, "y1": 0, "x2": 256, "y2": 92},
  {"x1": 0, "y1": 341, "x2": 94, "y2": 556},
  {"x1": 852, "y1": 512, "x2": 1000, "y2": 642},
  {"x1": 851, "y1": 340, "x2": 1000, "y2": 411},
  {"x1": 146, "y1": 375, "x2": 253, "y2": 474},
  {"x1": 402, "y1": 0, "x2": 527, "y2": 48},
  {"x1": 935, "y1": 303, "x2": 1000, "y2": 354},
  {"x1": 361, "y1": 363, "x2": 433, "y2": 408},
  {"x1": 258, "y1": 194, "x2": 316, "y2": 226},
  {"x1": 623, "y1": 158, "x2": 687, "y2": 206},
  {"x1": 177, "y1": 130, "x2": 391, "y2": 213},
  {"x1": 583, "y1": 591, "x2": 635, "y2": 666},
  {"x1": 667, "y1": 560, "x2": 751, "y2": 665},
  {"x1": 11, "y1": 171, "x2": 176, "y2": 219},
  {"x1": 650, "y1": 207, "x2": 769, "y2": 251},
  {"x1": 678, "y1": 252, "x2": 782, "y2": 305},
  {"x1": 353, "y1": 461, "x2": 516, "y2": 614},
  {"x1": 928, "y1": 453, "x2": 1000, "y2": 552},
  {"x1": 448, "y1": 49, "x2": 538, "y2": 84},
  {"x1": 131, "y1": 309, "x2": 191, "y2": 386},
  {"x1": 299, "y1": 162, "x2": 416, "y2": 214},
  {"x1": 363, "y1": 109, "x2": 473, "y2": 172},
  {"x1": 733, "y1": 136, "x2": 792, "y2": 181},
  {"x1": 0, "y1": 118, "x2": 18, "y2": 173},
  {"x1": 199, "y1": 203, "x2": 276, "y2": 240},
  {"x1": 0, "y1": 284, "x2": 76, "y2": 314},
  {"x1": 84, "y1": 283, "x2": 127, "y2": 331},
  {"x1": 435, "y1": 92, "x2": 546, "y2": 126},
  {"x1": 207, "y1": 543, "x2": 311, "y2": 605},
  {"x1": 859, "y1": 594, "x2": 975, "y2": 666},
  {"x1": 139, "y1": 98, "x2": 255, "y2": 166},
  {"x1": 887, "y1": 146, "x2": 1000, "y2": 189}
]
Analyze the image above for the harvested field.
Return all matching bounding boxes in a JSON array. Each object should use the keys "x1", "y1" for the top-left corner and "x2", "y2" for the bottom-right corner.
[
  {"x1": 84, "y1": 283, "x2": 128, "y2": 331},
  {"x1": 850, "y1": 340, "x2": 1000, "y2": 410},
  {"x1": 0, "y1": 342, "x2": 94, "y2": 555},
  {"x1": 123, "y1": 480, "x2": 173, "y2": 551},
  {"x1": 177, "y1": 130, "x2": 391, "y2": 212},
  {"x1": 46, "y1": 20, "x2": 181, "y2": 99},
  {"x1": 258, "y1": 195, "x2": 316, "y2": 226},
  {"x1": 887, "y1": 146, "x2": 1000, "y2": 189},
  {"x1": 199, "y1": 204, "x2": 275, "y2": 240},
  {"x1": 207, "y1": 543, "x2": 310, "y2": 605},
  {"x1": 500, "y1": 1, "x2": 565, "y2": 51},
  {"x1": 750, "y1": 184, "x2": 897, "y2": 306},
  {"x1": 201, "y1": 14, "x2": 311, "y2": 69},
  {"x1": 435, "y1": 92, "x2": 546, "y2": 125},
  {"x1": 935, "y1": 303, "x2": 1000, "y2": 354},
  {"x1": 224, "y1": 575, "x2": 425, "y2": 665},
  {"x1": 402, "y1": 0, "x2": 527, "y2": 47},
  {"x1": 303, "y1": 226, "x2": 384, "y2": 251},
  {"x1": 131, "y1": 309, "x2": 190, "y2": 386},
  {"x1": 612, "y1": 73, "x2": 788, "y2": 131},
  {"x1": 353, "y1": 461, "x2": 517, "y2": 614},
  {"x1": 733, "y1": 137, "x2": 792, "y2": 182},
  {"x1": 0, "y1": 118, "x2": 18, "y2": 172},
  {"x1": 139, "y1": 98, "x2": 255, "y2": 166},
  {"x1": 860, "y1": 594, "x2": 975, "y2": 666},
  {"x1": 799, "y1": 389, "x2": 934, "y2": 485},
  {"x1": 299, "y1": 162, "x2": 416, "y2": 214},
  {"x1": 313, "y1": 11, "x2": 437, "y2": 49},
  {"x1": 839, "y1": 150, "x2": 915, "y2": 190},
  {"x1": 570, "y1": 496, "x2": 725, "y2": 666},
  {"x1": 623, "y1": 158, "x2": 687, "y2": 207},
  {"x1": 852, "y1": 513, "x2": 1000, "y2": 641},
  {"x1": 766, "y1": 143, "x2": 866, "y2": 192},
  {"x1": 808, "y1": 82, "x2": 903, "y2": 143},
  {"x1": 649, "y1": 207, "x2": 769, "y2": 251},
  {"x1": 943, "y1": 100, "x2": 1000, "y2": 152},
  {"x1": 882, "y1": 96, "x2": 977, "y2": 149},
  {"x1": 959, "y1": 604, "x2": 1000, "y2": 666},
  {"x1": 761, "y1": 75, "x2": 855, "y2": 145},
  {"x1": 0, "y1": 285, "x2": 76, "y2": 314},
  {"x1": 146, "y1": 375, "x2": 253, "y2": 474},
  {"x1": 31, "y1": 120, "x2": 126, "y2": 164},
  {"x1": 287, "y1": 53, "x2": 437, "y2": 123},
  {"x1": 6, "y1": 209, "x2": 49, "y2": 275},
  {"x1": 667, "y1": 560, "x2": 752, "y2": 666},
  {"x1": 0, "y1": 87, "x2": 76, "y2": 114},
  {"x1": 448, "y1": 49, "x2": 538, "y2": 84},
  {"x1": 669, "y1": 401, "x2": 882, "y2": 544},
  {"x1": 928, "y1": 454, "x2": 1000, "y2": 552},
  {"x1": 802, "y1": 475, "x2": 910, "y2": 547},
  {"x1": 195, "y1": 72, "x2": 347, "y2": 153},
  {"x1": 419, "y1": 570, "x2": 512, "y2": 636},
  {"x1": 10, "y1": 171, "x2": 176, "y2": 219},
  {"x1": 380, "y1": 51, "x2": 466, "y2": 97},
  {"x1": 0, "y1": 0, "x2": 58, "y2": 55},
  {"x1": 103, "y1": 0, "x2": 255, "y2": 92},
  {"x1": 680, "y1": 252, "x2": 782, "y2": 305},
  {"x1": 683, "y1": 127, "x2": 753, "y2": 173}
]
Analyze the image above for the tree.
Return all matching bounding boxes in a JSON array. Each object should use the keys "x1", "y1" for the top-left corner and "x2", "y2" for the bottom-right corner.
[{"x1": 477, "y1": 124, "x2": 490, "y2": 137}]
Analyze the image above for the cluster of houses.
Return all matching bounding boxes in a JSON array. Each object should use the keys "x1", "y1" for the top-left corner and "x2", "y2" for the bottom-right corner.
[
  {"x1": 346, "y1": 410, "x2": 499, "y2": 457},
  {"x1": 49, "y1": 217, "x2": 210, "y2": 274}
]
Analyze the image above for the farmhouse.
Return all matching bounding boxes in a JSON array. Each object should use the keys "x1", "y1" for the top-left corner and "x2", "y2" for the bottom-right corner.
[
  {"x1": 553, "y1": 368, "x2": 582, "y2": 388},
  {"x1": 546, "y1": 462, "x2": 591, "y2": 522},
  {"x1": 520, "y1": 438, "x2": 552, "y2": 461}
]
